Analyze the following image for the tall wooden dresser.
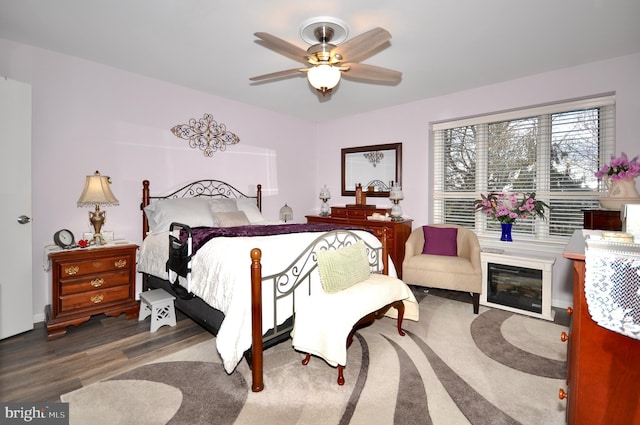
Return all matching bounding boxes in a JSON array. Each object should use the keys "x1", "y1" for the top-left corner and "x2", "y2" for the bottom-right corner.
[
  {"x1": 306, "y1": 205, "x2": 412, "y2": 278},
  {"x1": 46, "y1": 244, "x2": 139, "y2": 340},
  {"x1": 561, "y1": 230, "x2": 640, "y2": 424}
]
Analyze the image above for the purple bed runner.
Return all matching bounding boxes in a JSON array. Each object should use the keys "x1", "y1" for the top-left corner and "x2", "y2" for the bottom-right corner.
[{"x1": 183, "y1": 223, "x2": 369, "y2": 255}]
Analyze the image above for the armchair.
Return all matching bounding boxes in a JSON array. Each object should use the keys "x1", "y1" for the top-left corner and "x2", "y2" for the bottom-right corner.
[{"x1": 402, "y1": 224, "x2": 482, "y2": 313}]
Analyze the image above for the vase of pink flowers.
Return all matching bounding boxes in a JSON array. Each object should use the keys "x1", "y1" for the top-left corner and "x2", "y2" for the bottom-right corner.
[
  {"x1": 595, "y1": 152, "x2": 640, "y2": 209},
  {"x1": 474, "y1": 192, "x2": 549, "y2": 241}
]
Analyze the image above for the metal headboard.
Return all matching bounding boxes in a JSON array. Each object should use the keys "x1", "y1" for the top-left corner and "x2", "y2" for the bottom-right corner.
[{"x1": 141, "y1": 179, "x2": 262, "y2": 240}]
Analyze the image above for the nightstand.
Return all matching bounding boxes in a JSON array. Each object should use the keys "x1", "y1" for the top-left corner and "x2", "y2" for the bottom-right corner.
[{"x1": 45, "y1": 243, "x2": 139, "y2": 340}]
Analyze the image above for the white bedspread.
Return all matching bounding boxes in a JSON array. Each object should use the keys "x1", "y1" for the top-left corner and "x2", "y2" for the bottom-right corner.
[{"x1": 137, "y1": 228, "x2": 405, "y2": 373}]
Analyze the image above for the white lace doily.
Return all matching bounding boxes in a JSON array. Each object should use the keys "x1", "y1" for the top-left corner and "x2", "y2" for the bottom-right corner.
[{"x1": 585, "y1": 238, "x2": 640, "y2": 340}]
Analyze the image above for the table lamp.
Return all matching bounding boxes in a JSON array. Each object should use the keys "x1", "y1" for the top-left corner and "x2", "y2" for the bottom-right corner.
[
  {"x1": 319, "y1": 185, "x2": 331, "y2": 216},
  {"x1": 77, "y1": 170, "x2": 119, "y2": 245},
  {"x1": 280, "y1": 203, "x2": 293, "y2": 223},
  {"x1": 389, "y1": 182, "x2": 404, "y2": 221}
]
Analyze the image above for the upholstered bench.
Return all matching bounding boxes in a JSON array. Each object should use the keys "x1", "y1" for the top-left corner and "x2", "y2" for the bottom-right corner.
[
  {"x1": 291, "y1": 241, "x2": 419, "y2": 385},
  {"x1": 138, "y1": 288, "x2": 177, "y2": 332}
]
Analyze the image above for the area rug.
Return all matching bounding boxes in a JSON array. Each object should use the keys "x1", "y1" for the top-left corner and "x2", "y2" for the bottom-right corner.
[{"x1": 60, "y1": 294, "x2": 568, "y2": 425}]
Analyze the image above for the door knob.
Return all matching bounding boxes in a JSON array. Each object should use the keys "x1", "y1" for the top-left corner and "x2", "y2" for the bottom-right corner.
[{"x1": 17, "y1": 215, "x2": 31, "y2": 224}]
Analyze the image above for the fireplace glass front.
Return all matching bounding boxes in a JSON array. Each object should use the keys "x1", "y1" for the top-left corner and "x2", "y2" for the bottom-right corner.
[{"x1": 487, "y1": 262, "x2": 543, "y2": 314}]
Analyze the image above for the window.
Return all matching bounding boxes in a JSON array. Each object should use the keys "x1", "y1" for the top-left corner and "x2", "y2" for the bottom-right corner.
[{"x1": 433, "y1": 94, "x2": 615, "y2": 241}]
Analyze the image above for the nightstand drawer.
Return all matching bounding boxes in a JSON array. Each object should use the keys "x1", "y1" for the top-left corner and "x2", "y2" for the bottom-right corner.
[
  {"x1": 56, "y1": 254, "x2": 131, "y2": 278},
  {"x1": 60, "y1": 270, "x2": 130, "y2": 295},
  {"x1": 60, "y1": 286, "x2": 130, "y2": 312}
]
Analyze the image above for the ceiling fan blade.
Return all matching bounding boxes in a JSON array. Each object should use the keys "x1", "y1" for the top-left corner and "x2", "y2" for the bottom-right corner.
[
  {"x1": 334, "y1": 28, "x2": 392, "y2": 63},
  {"x1": 341, "y1": 63, "x2": 402, "y2": 84},
  {"x1": 249, "y1": 68, "x2": 305, "y2": 82},
  {"x1": 254, "y1": 32, "x2": 310, "y2": 65}
]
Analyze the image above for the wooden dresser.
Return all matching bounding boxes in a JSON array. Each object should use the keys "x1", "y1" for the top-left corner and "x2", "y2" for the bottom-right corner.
[
  {"x1": 583, "y1": 209, "x2": 622, "y2": 231},
  {"x1": 561, "y1": 230, "x2": 640, "y2": 424},
  {"x1": 46, "y1": 244, "x2": 139, "y2": 340},
  {"x1": 306, "y1": 206, "x2": 412, "y2": 278}
]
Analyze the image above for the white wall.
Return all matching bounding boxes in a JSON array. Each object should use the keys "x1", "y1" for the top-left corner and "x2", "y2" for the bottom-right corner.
[
  {"x1": 2, "y1": 34, "x2": 639, "y2": 321},
  {"x1": 0, "y1": 38, "x2": 316, "y2": 322},
  {"x1": 318, "y1": 52, "x2": 640, "y2": 308}
]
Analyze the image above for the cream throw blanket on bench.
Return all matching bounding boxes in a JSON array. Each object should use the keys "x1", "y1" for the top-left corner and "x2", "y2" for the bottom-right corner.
[{"x1": 291, "y1": 273, "x2": 419, "y2": 367}]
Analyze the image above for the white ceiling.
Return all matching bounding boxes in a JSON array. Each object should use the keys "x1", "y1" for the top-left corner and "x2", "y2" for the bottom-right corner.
[{"x1": 1, "y1": 0, "x2": 639, "y2": 122}]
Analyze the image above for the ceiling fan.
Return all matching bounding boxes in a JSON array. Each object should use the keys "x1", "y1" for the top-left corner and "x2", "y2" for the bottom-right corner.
[{"x1": 250, "y1": 17, "x2": 402, "y2": 96}]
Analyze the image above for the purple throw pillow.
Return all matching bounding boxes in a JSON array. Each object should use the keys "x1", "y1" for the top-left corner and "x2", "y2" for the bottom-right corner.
[{"x1": 422, "y1": 226, "x2": 458, "y2": 256}]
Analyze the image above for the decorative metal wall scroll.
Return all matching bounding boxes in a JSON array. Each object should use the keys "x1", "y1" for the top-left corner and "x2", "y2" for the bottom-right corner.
[
  {"x1": 363, "y1": 151, "x2": 384, "y2": 167},
  {"x1": 171, "y1": 113, "x2": 240, "y2": 157}
]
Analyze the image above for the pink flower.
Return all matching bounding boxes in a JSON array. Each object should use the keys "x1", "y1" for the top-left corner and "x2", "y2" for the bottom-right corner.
[
  {"x1": 596, "y1": 152, "x2": 640, "y2": 180},
  {"x1": 474, "y1": 191, "x2": 549, "y2": 224}
]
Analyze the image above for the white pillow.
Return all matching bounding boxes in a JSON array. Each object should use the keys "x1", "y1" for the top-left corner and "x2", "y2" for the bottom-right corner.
[
  {"x1": 212, "y1": 211, "x2": 251, "y2": 227},
  {"x1": 208, "y1": 198, "x2": 238, "y2": 213},
  {"x1": 236, "y1": 197, "x2": 264, "y2": 224},
  {"x1": 144, "y1": 198, "x2": 215, "y2": 232}
]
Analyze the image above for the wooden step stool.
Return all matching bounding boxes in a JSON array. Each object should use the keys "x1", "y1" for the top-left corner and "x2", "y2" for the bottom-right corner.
[{"x1": 138, "y1": 289, "x2": 176, "y2": 332}]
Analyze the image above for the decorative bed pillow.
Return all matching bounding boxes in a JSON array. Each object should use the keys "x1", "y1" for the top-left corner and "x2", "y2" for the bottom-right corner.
[
  {"x1": 144, "y1": 198, "x2": 215, "y2": 233},
  {"x1": 317, "y1": 241, "x2": 371, "y2": 294},
  {"x1": 236, "y1": 197, "x2": 264, "y2": 224},
  {"x1": 422, "y1": 226, "x2": 458, "y2": 256},
  {"x1": 208, "y1": 198, "x2": 238, "y2": 213},
  {"x1": 212, "y1": 211, "x2": 251, "y2": 227}
]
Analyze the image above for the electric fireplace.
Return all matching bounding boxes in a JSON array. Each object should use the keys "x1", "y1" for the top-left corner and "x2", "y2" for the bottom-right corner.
[
  {"x1": 487, "y1": 263, "x2": 542, "y2": 314},
  {"x1": 480, "y1": 251, "x2": 555, "y2": 321}
]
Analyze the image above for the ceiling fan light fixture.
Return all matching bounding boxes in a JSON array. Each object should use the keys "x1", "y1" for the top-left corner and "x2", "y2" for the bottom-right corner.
[
  {"x1": 307, "y1": 64, "x2": 341, "y2": 93},
  {"x1": 251, "y1": 21, "x2": 401, "y2": 95}
]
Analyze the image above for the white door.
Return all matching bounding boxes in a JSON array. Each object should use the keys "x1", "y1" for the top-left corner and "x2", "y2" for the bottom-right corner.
[{"x1": 0, "y1": 77, "x2": 33, "y2": 339}]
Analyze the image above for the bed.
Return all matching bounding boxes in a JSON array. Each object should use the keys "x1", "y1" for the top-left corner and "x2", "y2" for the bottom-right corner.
[
  {"x1": 138, "y1": 179, "x2": 418, "y2": 391},
  {"x1": 139, "y1": 179, "x2": 264, "y2": 341}
]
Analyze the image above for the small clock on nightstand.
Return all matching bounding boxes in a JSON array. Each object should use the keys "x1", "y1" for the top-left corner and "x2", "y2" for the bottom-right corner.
[{"x1": 53, "y1": 229, "x2": 75, "y2": 249}]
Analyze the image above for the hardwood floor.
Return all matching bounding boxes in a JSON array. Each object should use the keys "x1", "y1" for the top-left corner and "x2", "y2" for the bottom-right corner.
[
  {"x1": 0, "y1": 287, "x2": 569, "y2": 404},
  {"x1": 0, "y1": 310, "x2": 211, "y2": 403}
]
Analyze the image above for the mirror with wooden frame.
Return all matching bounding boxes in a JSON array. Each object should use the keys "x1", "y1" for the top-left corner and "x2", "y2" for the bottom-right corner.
[{"x1": 341, "y1": 143, "x2": 402, "y2": 197}]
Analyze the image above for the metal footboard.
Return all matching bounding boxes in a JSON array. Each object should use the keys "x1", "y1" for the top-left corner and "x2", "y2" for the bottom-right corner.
[{"x1": 249, "y1": 229, "x2": 388, "y2": 392}]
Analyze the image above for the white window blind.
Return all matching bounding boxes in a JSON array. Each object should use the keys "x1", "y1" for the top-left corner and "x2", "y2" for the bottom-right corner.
[{"x1": 433, "y1": 94, "x2": 615, "y2": 241}]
